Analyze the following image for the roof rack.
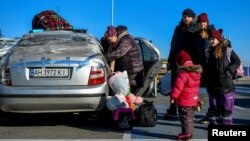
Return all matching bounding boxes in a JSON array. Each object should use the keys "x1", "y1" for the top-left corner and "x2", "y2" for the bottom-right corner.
[
  {"x1": 72, "y1": 29, "x2": 87, "y2": 33},
  {"x1": 29, "y1": 29, "x2": 44, "y2": 33}
]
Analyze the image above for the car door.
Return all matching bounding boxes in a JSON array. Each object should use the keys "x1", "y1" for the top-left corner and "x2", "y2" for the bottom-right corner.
[{"x1": 134, "y1": 38, "x2": 162, "y2": 97}]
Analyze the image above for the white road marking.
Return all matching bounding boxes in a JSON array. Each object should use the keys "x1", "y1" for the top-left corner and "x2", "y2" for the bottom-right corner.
[
  {"x1": 122, "y1": 130, "x2": 132, "y2": 140},
  {"x1": 234, "y1": 105, "x2": 249, "y2": 111}
]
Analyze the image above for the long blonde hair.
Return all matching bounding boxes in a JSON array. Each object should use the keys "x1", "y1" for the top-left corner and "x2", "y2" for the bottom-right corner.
[
  {"x1": 200, "y1": 29, "x2": 209, "y2": 39},
  {"x1": 214, "y1": 40, "x2": 229, "y2": 59}
]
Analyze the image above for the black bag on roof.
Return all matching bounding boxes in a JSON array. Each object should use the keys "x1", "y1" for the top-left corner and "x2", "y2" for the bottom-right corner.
[{"x1": 32, "y1": 10, "x2": 73, "y2": 31}]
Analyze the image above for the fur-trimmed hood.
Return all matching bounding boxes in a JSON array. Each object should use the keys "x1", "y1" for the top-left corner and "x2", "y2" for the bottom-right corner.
[
  {"x1": 178, "y1": 64, "x2": 203, "y2": 73},
  {"x1": 178, "y1": 61, "x2": 202, "y2": 73}
]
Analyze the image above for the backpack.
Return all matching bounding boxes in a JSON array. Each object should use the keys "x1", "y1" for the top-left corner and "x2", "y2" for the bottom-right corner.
[
  {"x1": 226, "y1": 47, "x2": 244, "y2": 79},
  {"x1": 32, "y1": 10, "x2": 73, "y2": 31},
  {"x1": 135, "y1": 100, "x2": 157, "y2": 127}
]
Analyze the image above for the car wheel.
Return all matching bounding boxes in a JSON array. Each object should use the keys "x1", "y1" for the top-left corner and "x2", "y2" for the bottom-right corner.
[{"x1": 143, "y1": 77, "x2": 157, "y2": 98}]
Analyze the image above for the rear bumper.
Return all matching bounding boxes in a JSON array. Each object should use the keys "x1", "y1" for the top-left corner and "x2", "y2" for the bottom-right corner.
[
  {"x1": 0, "y1": 85, "x2": 108, "y2": 113},
  {"x1": 0, "y1": 95, "x2": 106, "y2": 113}
]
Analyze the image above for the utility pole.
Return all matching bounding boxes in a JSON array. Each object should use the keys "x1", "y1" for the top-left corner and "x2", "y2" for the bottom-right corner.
[{"x1": 112, "y1": 0, "x2": 114, "y2": 26}]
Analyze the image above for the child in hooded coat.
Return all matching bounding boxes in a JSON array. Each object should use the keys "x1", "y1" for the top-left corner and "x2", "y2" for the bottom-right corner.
[{"x1": 170, "y1": 50, "x2": 202, "y2": 140}]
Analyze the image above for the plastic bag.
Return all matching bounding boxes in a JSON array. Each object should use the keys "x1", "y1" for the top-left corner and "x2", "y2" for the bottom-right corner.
[
  {"x1": 159, "y1": 72, "x2": 172, "y2": 96},
  {"x1": 108, "y1": 71, "x2": 130, "y2": 96},
  {"x1": 106, "y1": 95, "x2": 129, "y2": 111}
]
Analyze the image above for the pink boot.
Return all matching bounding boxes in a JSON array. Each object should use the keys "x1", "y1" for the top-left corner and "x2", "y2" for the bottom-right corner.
[{"x1": 177, "y1": 133, "x2": 192, "y2": 141}]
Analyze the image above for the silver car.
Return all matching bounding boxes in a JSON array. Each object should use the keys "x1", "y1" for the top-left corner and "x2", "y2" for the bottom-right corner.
[
  {"x1": 0, "y1": 30, "x2": 161, "y2": 114},
  {"x1": 0, "y1": 38, "x2": 19, "y2": 58}
]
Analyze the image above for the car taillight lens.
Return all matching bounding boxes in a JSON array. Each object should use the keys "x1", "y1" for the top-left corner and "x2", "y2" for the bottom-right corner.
[
  {"x1": 88, "y1": 66, "x2": 105, "y2": 86},
  {"x1": 0, "y1": 68, "x2": 12, "y2": 86}
]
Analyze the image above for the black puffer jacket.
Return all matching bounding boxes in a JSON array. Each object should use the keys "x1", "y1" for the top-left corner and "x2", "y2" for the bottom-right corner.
[
  {"x1": 105, "y1": 31, "x2": 144, "y2": 86},
  {"x1": 207, "y1": 45, "x2": 241, "y2": 95},
  {"x1": 168, "y1": 20, "x2": 199, "y2": 71}
]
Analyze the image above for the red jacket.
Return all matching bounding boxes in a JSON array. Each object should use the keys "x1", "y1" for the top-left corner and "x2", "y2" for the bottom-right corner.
[{"x1": 170, "y1": 61, "x2": 202, "y2": 107}]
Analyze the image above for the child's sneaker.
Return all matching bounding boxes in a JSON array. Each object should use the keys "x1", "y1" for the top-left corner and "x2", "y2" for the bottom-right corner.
[
  {"x1": 198, "y1": 113, "x2": 209, "y2": 124},
  {"x1": 198, "y1": 117, "x2": 209, "y2": 124}
]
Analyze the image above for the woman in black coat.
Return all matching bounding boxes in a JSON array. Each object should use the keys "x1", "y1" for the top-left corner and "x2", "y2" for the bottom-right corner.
[{"x1": 165, "y1": 8, "x2": 199, "y2": 118}]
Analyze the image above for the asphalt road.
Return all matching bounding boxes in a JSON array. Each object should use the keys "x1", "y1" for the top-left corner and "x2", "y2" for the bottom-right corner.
[{"x1": 0, "y1": 84, "x2": 249, "y2": 140}]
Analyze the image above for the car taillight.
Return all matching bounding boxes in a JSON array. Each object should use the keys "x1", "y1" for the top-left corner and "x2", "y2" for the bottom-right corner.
[
  {"x1": 0, "y1": 68, "x2": 12, "y2": 86},
  {"x1": 88, "y1": 66, "x2": 105, "y2": 86}
]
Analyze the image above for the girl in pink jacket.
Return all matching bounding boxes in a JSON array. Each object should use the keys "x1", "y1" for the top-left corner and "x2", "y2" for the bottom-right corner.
[{"x1": 170, "y1": 50, "x2": 202, "y2": 140}]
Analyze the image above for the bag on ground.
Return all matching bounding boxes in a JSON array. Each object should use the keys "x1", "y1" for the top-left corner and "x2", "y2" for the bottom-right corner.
[
  {"x1": 159, "y1": 71, "x2": 172, "y2": 96},
  {"x1": 135, "y1": 100, "x2": 157, "y2": 127},
  {"x1": 113, "y1": 108, "x2": 135, "y2": 130}
]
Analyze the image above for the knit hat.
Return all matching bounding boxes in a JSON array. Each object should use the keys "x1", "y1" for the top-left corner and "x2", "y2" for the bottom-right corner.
[
  {"x1": 176, "y1": 50, "x2": 192, "y2": 66},
  {"x1": 107, "y1": 26, "x2": 117, "y2": 37},
  {"x1": 116, "y1": 25, "x2": 127, "y2": 35},
  {"x1": 198, "y1": 13, "x2": 209, "y2": 24},
  {"x1": 182, "y1": 8, "x2": 195, "y2": 18},
  {"x1": 210, "y1": 29, "x2": 223, "y2": 42}
]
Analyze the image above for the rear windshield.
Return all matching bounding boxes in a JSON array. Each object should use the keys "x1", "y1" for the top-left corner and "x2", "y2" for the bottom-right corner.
[
  {"x1": 17, "y1": 33, "x2": 103, "y2": 54},
  {"x1": 19, "y1": 34, "x2": 90, "y2": 47}
]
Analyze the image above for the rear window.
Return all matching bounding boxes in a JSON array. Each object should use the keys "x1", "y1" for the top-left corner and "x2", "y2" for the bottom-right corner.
[
  {"x1": 16, "y1": 32, "x2": 103, "y2": 54},
  {"x1": 19, "y1": 34, "x2": 88, "y2": 47}
]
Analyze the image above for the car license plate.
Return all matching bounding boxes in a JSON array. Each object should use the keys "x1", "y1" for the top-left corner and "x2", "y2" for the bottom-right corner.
[{"x1": 29, "y1": 68, "x2": 70, "y2": 78}]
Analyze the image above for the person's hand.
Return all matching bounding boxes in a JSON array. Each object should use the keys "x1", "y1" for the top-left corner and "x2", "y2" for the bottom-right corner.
[
  {"x1": 109, "y1": 60, "x2": 115, "y2": 73},
  {"x1": 170, "y1": 99, "x2": 175, "y2": 104},
  {"x1": 195, "y1": 99, "x2": 204, "y2": 112},
  {"x1": 225, "y1": 70, "x2": 231, "y2": 77},
  {"x1": 110, "y1": 68, "x2": 114, "y2": 73}
]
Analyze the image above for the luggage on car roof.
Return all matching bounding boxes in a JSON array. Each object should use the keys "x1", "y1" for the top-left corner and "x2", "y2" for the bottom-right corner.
[{"x1": 32, "y1": 10, "x2": 73, "y2": 31}]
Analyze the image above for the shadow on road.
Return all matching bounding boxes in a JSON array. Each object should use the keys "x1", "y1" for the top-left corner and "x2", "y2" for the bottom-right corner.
[{"x1": 0, "y1": 112, "x2": 119, "y2": 131}]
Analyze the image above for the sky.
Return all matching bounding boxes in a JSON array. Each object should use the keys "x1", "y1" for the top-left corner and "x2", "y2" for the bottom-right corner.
[{"x1": 1, "y1": 0, "x2": 250, "y2": 64}]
